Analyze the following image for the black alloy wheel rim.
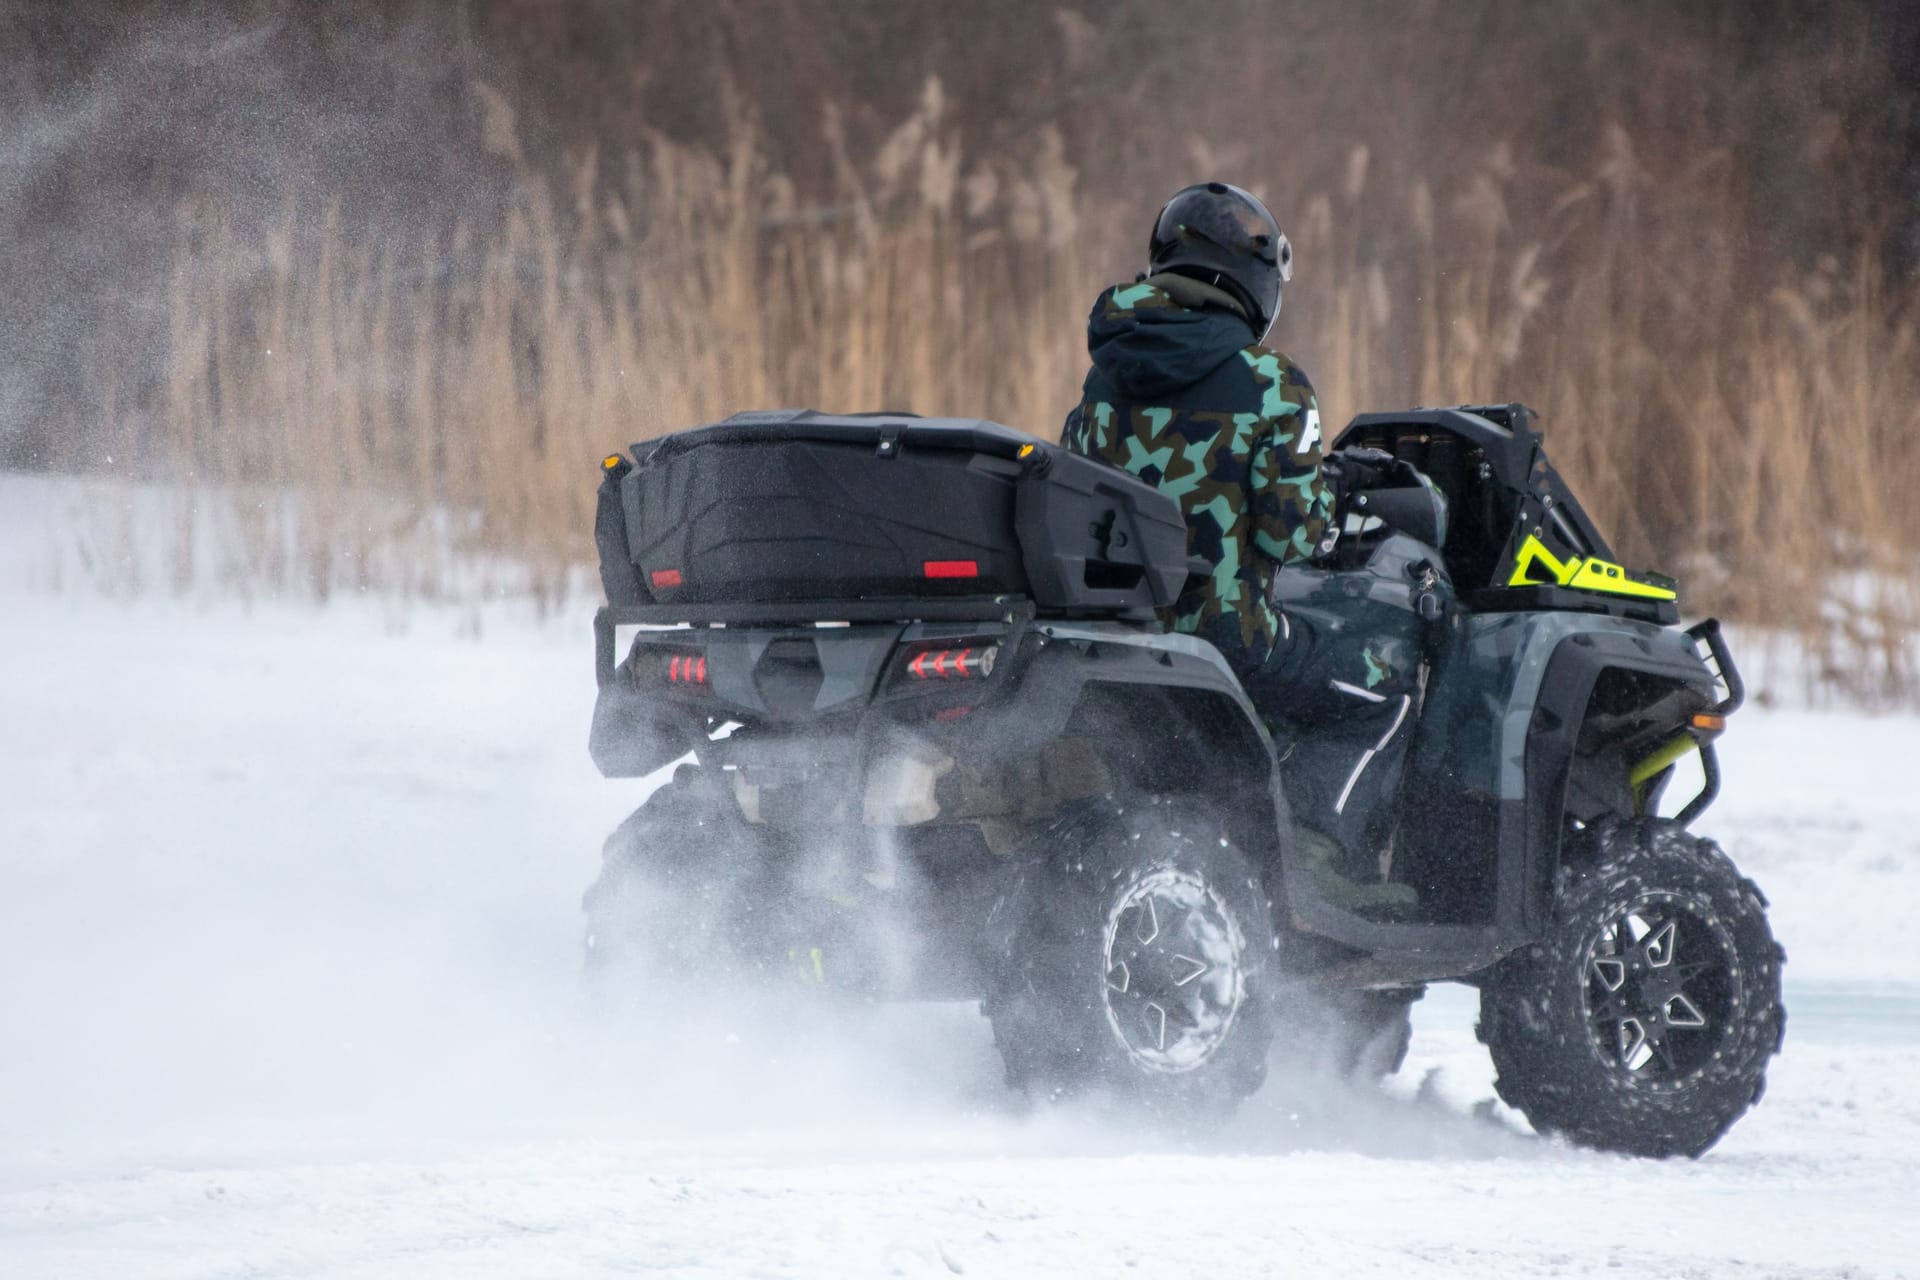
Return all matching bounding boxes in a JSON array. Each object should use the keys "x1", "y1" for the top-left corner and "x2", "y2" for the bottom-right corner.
[{"x1": 1583, "y1": 893, "x2": 1740, "y2": 1085}]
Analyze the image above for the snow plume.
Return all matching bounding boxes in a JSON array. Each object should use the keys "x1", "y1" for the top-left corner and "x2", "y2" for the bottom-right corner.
[
  {"x1": 0, "y1": 587, "x2": 1534, "y2": 1187},
  {"x1": 2, "y1": 4, "x2": 507, "y2": 471}
]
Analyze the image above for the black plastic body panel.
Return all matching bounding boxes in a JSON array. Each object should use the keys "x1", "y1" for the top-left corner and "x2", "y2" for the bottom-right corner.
[
  {"x1": 606, "y1": 411, "x2": 1187, "y2": 617},
  {"x1": 628, "y1": 433, "x2": 1031, "y2": 603},
  {"x1": 1468, "y1": 583, "x2": 1679, "y2": 626},
  {"x1": 595, "y1": 461, "x2": 647, "y2": 607},
  {"x1": 1015, "y1": 449, "x2": 1189, "y2": 610}
]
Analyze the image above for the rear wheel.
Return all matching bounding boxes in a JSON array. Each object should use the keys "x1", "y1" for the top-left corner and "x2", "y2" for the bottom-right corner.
[
  {"x1": 583, "y1": 763, "x2": 758, "y2": 990},
  {"x1": 986, "y1": 796, "x2": 1278, "y2": 1117},
  {"x1": 1478, "y1": 819, "x2": 1785, "y2": 1157}
]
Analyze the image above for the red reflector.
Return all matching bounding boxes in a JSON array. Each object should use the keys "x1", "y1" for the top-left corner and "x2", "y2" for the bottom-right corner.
[
  {"x1": 904, "y1": 645, "x2": 998, "y2": 680},
  {"x1": 651, "y1": 569, "x2": 683, "y2": 589},
  {"x1": 664, "y1": 653, "x2": 707, "y2": 686},
  {"x1": 923, "y1": 560, "x2": 979, "y2": 579}
]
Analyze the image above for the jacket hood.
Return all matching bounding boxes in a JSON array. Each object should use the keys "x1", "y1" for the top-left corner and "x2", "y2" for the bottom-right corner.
[{"x1": 1084, "y1": 278, "x2": 1256, "y2": 399}]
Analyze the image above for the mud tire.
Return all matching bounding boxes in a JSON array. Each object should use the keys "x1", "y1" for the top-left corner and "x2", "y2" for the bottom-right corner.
[
  {"x1": 985, "y1": 795, "x2": 1279, "y2": 1117},
  {"x1": 1478, "y1": 819, "x2": 1785, "y2": 1158},
  {"x1": 583, "y1": 763, "x2": 757, "y2": 989}
]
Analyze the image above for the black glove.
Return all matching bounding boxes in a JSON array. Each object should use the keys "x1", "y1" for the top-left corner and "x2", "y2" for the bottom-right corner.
[{"x1": 1320, "y1": 447, "x2": 1403, "y2": 500}]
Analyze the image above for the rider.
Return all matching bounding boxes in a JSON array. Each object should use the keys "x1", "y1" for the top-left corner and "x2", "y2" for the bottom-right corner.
[
  {"x1": 1060, "y1": 181, "x2": 1332, "y2": 677},
  {"x1": 1061, "y1": 182, "x2": 1418, "y2": 892}
]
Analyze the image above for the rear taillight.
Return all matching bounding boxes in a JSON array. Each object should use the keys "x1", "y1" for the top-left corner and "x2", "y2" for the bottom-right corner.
[
  {"x1": 906, "y1": 645, "x2": 998, "y2": 680},
  {"x1": 922, "y1": 560, "x2": 979, "y2": 580},
  {"x1": 665, "y1": 653, "x2": 707, "y2": 685}
]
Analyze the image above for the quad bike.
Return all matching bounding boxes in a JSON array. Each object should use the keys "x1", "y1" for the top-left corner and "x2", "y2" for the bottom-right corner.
[{"x1": 582, "y1": 404, "x2": 1785, "y2": 1158}]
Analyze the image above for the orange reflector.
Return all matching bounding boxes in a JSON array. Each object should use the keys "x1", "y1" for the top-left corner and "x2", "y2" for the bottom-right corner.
[
  {"x1": 1691, "y1": 712, "x2": 1726, "y2": 732},
  {"x1": 924, "y1": 560, "x2": 979, "y2": 579},
  {"x1": 602, "y1": 454, "x2": 624, "y2": 470},
  {"x1": 651, "y1": 569, "x2": 683, "y2": 589},
  {"x1": 1018, "y1": 443, "x2": 1036, "y2": 458}
]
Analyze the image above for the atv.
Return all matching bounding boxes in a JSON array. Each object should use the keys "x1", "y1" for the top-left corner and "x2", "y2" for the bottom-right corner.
[{"x1": 582, "y1": 403, "x2": 1785, "y2": 1158}]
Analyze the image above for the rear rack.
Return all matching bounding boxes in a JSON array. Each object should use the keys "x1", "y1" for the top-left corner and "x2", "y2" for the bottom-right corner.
[{"x1": 594, "y1": 598, "x2": 1036, "y2": 686}]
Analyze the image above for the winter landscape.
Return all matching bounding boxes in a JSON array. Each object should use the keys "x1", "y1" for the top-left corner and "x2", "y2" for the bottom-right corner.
[
  {"x1": 8, "y1": 4, "x2": 1920, "y2": 1277},
  {"x1": 2, "y1": 475, "x2": 1916, "y2": 1278}
]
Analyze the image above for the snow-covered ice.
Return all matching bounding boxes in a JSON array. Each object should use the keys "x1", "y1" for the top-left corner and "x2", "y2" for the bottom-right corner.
[{"x1": 2, "y1": 478, "x2": 1916, "y2": 1277}]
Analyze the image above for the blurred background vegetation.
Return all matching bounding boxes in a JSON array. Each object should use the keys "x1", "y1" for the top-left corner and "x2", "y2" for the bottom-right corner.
[{"x1": 5, "y1": 0, "x2": 1918, "y2": 697}]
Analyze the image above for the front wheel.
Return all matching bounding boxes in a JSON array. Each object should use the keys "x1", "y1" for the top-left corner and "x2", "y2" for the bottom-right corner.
[
  {"x1": 1478, "y1": 819, "x2": 1786, "y2": 1158},
  {"x1": 985, "y1": 796, "x2": 1279, "y2": 1117}
]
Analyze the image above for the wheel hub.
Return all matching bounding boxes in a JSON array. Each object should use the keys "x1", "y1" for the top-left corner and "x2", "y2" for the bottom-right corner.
[
  {"x1": 1101, "y1": 869, "x2": 1247, "y2": 1073},
  {"x1": 1584, "y1": 896, "x2": 1738, "y2": 1083}
]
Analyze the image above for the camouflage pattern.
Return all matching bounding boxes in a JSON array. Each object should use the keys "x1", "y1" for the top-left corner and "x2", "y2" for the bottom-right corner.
[{"x1": 1062, "y1": 279, "x2": 1334, "y2": 673}]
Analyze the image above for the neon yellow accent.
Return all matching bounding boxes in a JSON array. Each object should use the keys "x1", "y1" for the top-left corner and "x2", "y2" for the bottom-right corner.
[
  {"x1": 1631, "y1": 729, "x2": 1712, "y2": 815},
  {"x1": 1567, "y1": 558, "x2": 1677, "y2": 600},
  {"x1": 1630, "y1": 732, "x2": 1699, "y2": 789},
  {"x1": 1507, "y1": 534, "x2": 1678, "y2": 602}
]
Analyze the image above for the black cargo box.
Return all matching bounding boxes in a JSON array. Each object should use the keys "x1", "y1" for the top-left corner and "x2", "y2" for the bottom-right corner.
[{"x1": 597, "y1": 410, "x2": 1188, "y2": 617}]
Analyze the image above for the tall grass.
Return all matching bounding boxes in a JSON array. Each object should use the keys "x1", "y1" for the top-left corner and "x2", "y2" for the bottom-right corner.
[
  {"x1": 139, "y1": 85, "x2": 1097, "y2": 612},
  {"x1": 130, "y1": 82, "x2": 1920, "y2": 701}
]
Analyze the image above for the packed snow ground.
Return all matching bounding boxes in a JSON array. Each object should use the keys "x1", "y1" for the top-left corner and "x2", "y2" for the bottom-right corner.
[{"x1": 3, "y1": 480, "x2": 1917, "y2": 1277}]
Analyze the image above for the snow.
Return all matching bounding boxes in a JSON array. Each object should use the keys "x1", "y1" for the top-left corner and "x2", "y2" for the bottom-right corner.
[{"x1": 3, "y1": 476, "x2": 1918, "y2": 1277}]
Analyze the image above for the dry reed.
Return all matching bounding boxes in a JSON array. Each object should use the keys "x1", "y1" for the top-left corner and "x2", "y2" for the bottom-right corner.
[{"x1": 127, "y1": 81, "x2": 1920, "y2": 703}]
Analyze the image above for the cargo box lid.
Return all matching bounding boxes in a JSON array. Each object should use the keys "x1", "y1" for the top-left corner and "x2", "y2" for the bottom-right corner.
[
  {"x1": 608, "y1": 409, "x2": 1190, "y2": 620},
  {"x1": 636, "y1": 410, "x2": 1034, "y2": 466}
]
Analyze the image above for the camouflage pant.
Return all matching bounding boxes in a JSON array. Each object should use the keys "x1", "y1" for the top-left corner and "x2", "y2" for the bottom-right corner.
[{"x1": 1244, "y1": 608, "x2": 1424, "y2": 876}]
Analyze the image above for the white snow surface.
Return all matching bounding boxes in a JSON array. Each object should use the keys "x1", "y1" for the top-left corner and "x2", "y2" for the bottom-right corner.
[{"x1": 3, "y1": 479, "x2": 1918, "y2": 1277}]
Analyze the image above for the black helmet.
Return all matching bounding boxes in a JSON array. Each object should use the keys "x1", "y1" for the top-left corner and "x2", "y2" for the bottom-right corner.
[{"x1": 1148, "y1": 182, "x2": 1292, "y2": 339}]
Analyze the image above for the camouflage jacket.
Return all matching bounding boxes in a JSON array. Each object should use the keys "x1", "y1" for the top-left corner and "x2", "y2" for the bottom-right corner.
[{"x1": 1061, "y1": 275, "x2": 1334, "y2": 673}]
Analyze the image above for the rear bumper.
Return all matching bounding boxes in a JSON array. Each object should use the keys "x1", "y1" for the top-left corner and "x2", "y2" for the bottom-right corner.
[
  {"x1": 593, "y1": 598, "x2": 1035, "y2": 688},
  {"x1": 589, "y1": 604, "x2": 1035, "y2": 779}
]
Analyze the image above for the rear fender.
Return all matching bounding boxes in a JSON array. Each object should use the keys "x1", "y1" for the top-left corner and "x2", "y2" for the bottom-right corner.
[{"x1": 1020, "y1": 622, "x2": 1288, "y2": 869}]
